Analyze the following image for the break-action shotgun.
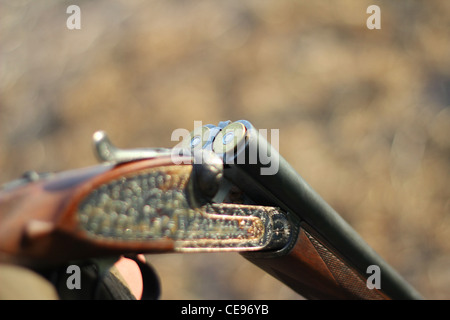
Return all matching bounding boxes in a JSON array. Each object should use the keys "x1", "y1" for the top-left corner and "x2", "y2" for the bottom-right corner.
[{"x1": 0, "y1": 120, "x2": 422, "y2": 299}]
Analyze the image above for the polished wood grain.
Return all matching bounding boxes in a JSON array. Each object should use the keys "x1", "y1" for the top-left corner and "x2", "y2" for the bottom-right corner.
[
  {"x1": 0, "y1": 157, "x2": 186, "y2": 267},
  {"x1": 244, "y1": 223, "x2": 390, "y2": 300}
]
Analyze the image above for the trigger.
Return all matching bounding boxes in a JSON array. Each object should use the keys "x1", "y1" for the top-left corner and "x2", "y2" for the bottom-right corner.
[{"x1": 122, "y1": 254, "x2": 160, "y2": 300}]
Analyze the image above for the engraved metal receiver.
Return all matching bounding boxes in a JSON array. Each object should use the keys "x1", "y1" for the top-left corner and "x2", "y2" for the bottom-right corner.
[{"x1": 77, "y1": 123, "x2": 291, "y2": 253}]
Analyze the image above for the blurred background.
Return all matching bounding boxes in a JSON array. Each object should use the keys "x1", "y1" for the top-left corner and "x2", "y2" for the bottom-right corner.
[{"x1": 1, "y1": 0, "x2": 449, "y2": 299}]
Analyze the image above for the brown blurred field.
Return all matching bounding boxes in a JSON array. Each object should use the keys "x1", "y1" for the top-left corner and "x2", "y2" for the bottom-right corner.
[{"x1": 1, "y1": 0, "x2": 449, "y2": 299}]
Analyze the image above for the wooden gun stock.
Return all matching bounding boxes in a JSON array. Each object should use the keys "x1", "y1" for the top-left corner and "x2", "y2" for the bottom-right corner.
[{"x1": 0, "y1": 157, "x2": 185, "y2": 267}]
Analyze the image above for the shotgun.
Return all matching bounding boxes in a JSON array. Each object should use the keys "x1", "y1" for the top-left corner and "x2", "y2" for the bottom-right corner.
[{"x1": 0, "y1": 120, "x2": 422, "y2": 300}]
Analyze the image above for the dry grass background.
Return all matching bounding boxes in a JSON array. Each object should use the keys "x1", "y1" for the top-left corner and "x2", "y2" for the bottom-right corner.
[{"x1": 1, "y1": 0, "x2": 449, "y2": 299}]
